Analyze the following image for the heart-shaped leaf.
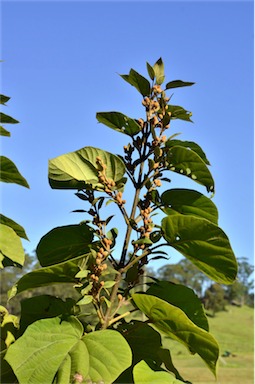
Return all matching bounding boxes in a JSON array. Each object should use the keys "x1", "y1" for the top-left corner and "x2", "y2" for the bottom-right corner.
[{"x1": 161, "y1": 215, "x2": 237, "y2": 284}]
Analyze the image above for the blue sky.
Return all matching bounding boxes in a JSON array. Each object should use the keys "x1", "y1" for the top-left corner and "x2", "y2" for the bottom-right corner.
[{"x1": 1, "y1": 1, "x2": 254, "y2": 269}]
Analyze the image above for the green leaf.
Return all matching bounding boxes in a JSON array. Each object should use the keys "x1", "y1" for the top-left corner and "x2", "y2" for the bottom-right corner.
[
  {"x1": 9, "y1": 256, "x2": 83, "y2": 298},
  {"x1": 0, "y1": 156, "x2": 29, "y2": 188},
  {"x1": 132, "y1": 294, "x2": 219, "y2": 376},
  {"x1": 0, "y1": 224, "x2": 25, "y2": 268},
  {"x1": 49, "y1": 146, "x2": 127, "y2": 191},
  {"x1": 146, "y1": 62, "x2": 155, "y2": 80},
  {"x1": 147, "y1": 280, "x2": 209, "y2": 331},
  {"x1": 36, "y1": 223, "x2": 94, "y2": 266},
  {"x1": 103, "y1": 280, "x2": 116, "y2": 288},
  {"x1": 0, "y1": 94, "x2": 11, "y2": 105},
  {"x1": 76, "y1": 295, "x2": 93, "y2": 305},
  {"x1": 166, "y1": 139, "x2": 210, "y2": 165},
  {"x1": 161, "y1": 215, "x2": 237, "y2": 284},
  {"x1": 0, "y1": 112, "x2": 19, "y2": 124},
  {"x1": 165, "y1": 80, "x2": 195, "y2": 90},
  {"x1": 120, "y1": 69, "x2": 151, "y2": 96},
  {"x1": 133, "y1": 360, "x2": 184, "y2": 384},
  {"x1": 167, "y1": 105, "x2": 193, "y2": 122},
  {"x1": 0, "y1": 126, "x2": 11, "y2": 136},
  {"x1": 19, "y1": 295, "x2": 77, "y2": 335},
  {"x1": 5, "y1": 316, "x2": 85, "y2": 384},
  {"x1": 153, "y1": 58, "x2": 165, "y2": 85},
  {"x1": 96, "y1": 112, "x2": 141, "y2": 136},
  {"x1": 0, "y1": 214, "x2": 29, "y2": 240},
  {"x1": 166, "y1": 146, "x2": 215, "y2": 193},
  {"x1": 161, "y1": 189, "x2": 218, "y2": 224},
  {"x1": 82, "y1": 330, "x2": 132, "y2": 384}
]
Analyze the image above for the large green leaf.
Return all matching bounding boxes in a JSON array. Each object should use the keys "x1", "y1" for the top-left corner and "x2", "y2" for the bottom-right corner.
[
  {"x1": 120, "y1": 69, "x2": 151, "y2": 96},
  {"x1": 36, "y1": 223, "x2": 94, "y2": 266},
  {"x1": 5, "y1": 316, "x2": 85, "y2": 384},
  {"x1": 96, "y1": 111, "x2": 141, "y2": 136},
  {"x1": 8, "y1": 256, "x2": 84, "y2": 298},
  {"x1": 82, "y1": 330, "x2": 132, "y2": 384},
  {"x1": 133, "y1": 360, "x2": 184, "y2": 384},
  {"x1": 0, "y1": 224, "x2": 25, "y2": 268},
  {"x1": 132, "y1": 294, "x2": 219, "y2": 376},
  {"x1": 161, "y1": 215, "x2": 237, "y2": 284},
  {"x1": 147, "y1": 280, "x2": 209, "y2": 331},
  {"x1": 165, "y1": 80, "x2": 195, "y2": 90},
  {"x1": 0, "y1": 214, "x2": 29, "y2": 240},
  {"x1": 49, "y1": 146, "x2": 126, "y2": 191},
  {"x1": 161, "y1": 189, "x2": 218, "y2": 225},
  {"x1": 0, "y1": 112, "x2": 19, "y2": 124},
  {"x1": 5, "y1": 316, "x2": 132, "y2": 384},
  {"x1": 0, "y1": 156, "x2": 29, "y2": 188},
  {"x1": 166, "y1": 139, "x2": 210, "y2": 165},
  {"x1": 166, "y1": 146, "x2": 214, "y2": 193}
]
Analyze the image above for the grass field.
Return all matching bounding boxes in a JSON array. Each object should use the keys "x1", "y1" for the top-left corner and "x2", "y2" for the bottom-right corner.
[{"x1": 163, "y1": 305, "x2": 254, "y2": 384}]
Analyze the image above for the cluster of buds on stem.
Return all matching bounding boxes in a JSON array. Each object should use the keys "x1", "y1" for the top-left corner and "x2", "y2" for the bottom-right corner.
[
  {"x1": 88, "y1": 237, "x2": 112, "y2": 297},
  {"x1": 115, "y1": 191, "x2": 126, "y2": 206},
  {"x1": 96, "y1": 156, "x2": 116, "y2": 193}
]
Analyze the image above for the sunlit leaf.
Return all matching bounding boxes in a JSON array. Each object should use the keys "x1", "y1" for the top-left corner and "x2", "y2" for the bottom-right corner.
[
  {"x1": 0, "y1": 224, "x2": 25, "y2": 268},
  {"x1": 0, "y1": 214, "x2": 29, "y2": 240},
  {"x1": 166, "y1": 146, "x2": 214, "y2": 193},
  {"x1": 166, "y1": 139, "x2": 210, "y2": 165},
  {"x1": 49, "y1": 146, "x2": 126, "y2": 191},
  {"x1": 0, "y1": 156, "x2": 29, "y2": 188},
  {"x1": 161, "y1": 215, "x2": 237, "y2": 284},
  {"x1": 9, "y1": 256, "x2": 84, "y2": 298},
  {"x1": 153, "y1": 58, "x2": 165, "y2": 85},
  {"x1": 36, "y1": 223, "x2": 94, "y2": 266},
  {"x1": 82, "y1": 330, "x2": 132, "y2": 384},
  {"x1": 96, "y1": 111, "x2": 141, "y2": 136},
  {"x1": 161, "y1": 188, "x2": 218, "y2": 224},
  {"x1": 133, "y1": 360, "x2": 184, "y2": 384},
  {"x1": 132, "y1": 294, "x2": 219, "y2": 376}
]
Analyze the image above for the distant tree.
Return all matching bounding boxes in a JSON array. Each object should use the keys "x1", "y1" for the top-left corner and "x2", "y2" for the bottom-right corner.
[
  {"x1": 224, "y1": 257, "x2": 254, "y2": 305},
  {"x1": 203, "y1": 283, "x2": 227, "y2": 316},
  {"x1": 157, "y1": 258, "x2": 210, "y2": 297}
]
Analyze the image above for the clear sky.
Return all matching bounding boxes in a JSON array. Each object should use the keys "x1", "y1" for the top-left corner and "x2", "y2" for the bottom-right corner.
[{"x1": 1, "y1": 1, "x2": 254, "y2": 269}]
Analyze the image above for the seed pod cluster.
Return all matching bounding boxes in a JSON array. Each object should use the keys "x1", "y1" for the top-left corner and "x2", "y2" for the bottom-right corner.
[{"x1": 115, "y1": 191, "x2": 126, "y2": 206}]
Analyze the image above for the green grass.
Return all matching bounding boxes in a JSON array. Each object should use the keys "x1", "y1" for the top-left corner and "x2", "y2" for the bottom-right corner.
[{"x1": 163, "y1": 305, "x2": 254, "y2": 384}]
